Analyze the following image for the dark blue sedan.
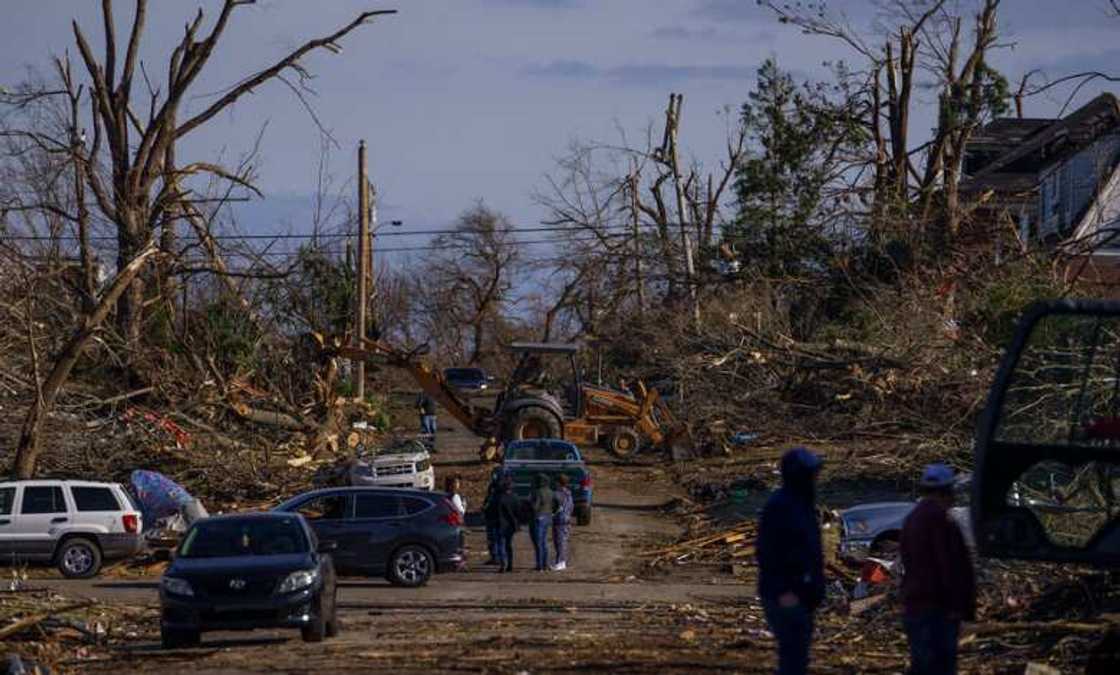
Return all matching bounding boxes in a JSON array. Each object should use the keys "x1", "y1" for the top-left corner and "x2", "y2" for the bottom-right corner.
[{"x1": 159, "y1": 513, "x2": 338, "y2": 648}]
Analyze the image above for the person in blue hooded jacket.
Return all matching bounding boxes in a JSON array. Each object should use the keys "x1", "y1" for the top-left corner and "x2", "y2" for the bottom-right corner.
[{"x1": 756, "y1": 447, "x2": 825, "y2": 675}]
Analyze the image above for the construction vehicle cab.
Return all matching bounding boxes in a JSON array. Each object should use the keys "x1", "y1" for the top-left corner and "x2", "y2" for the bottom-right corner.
[
  {"x1": 974, "y1": 300, "x2": 1120, "y2": 566},
  {"x1": 496, "y1": 342, "x2": 583, "y2": 441}
]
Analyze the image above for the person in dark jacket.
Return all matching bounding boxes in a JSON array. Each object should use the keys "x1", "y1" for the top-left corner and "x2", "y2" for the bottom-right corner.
[
  {"x1": 481, "y1": 472, "x2": 502, "y2": 565},
  {"x1": 756, "y1": 447, "x2": 824, "y2": 675},
  {"x1": 494, "y1": 477, "x2": 522, "y2": 573},
  {"x1": 416, "y1": 392, "x2": 437, "y2": 438},
  {"x1": 899, "y1": 463, "x2": 976, "y2": 675},
  {"x1": 528, "y1": 473, "x2": 555, "y2": 571}
]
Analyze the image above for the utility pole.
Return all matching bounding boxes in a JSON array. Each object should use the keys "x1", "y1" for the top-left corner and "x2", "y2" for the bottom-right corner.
[
  {"x1": 355, "y1": 140, "x2": 370, "y2": 401},
  {"x1": 368, "y1": 181, "x2": 378, "y2": 336}
]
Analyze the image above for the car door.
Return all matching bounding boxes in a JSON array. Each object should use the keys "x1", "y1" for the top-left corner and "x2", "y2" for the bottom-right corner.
[
  {"x1": 11, "y1": 485, "x2": 69, "y2": 560},
  {"x1": 351, "y1": 493, "x2": 407, "y2": 573},
  {"x1": 0, "y1": 486, "x2": 19, "y2": 559},
  {"x1": 287, "y1": 493, "x2": 357, "y2": 572}
]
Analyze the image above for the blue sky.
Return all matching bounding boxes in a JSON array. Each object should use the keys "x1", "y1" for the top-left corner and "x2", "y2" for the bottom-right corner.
[{"x1": 2, "y1": 0, "x2": 1119, "y2": 262}]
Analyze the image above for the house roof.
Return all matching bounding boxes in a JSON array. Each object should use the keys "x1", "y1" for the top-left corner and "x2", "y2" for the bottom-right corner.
[
  {"x1": 968, "y1": 117, "x2": 1054, "y2": 151},
  {"x1": 971, "y1": 93, "x2": 1120, "y2": 181}
]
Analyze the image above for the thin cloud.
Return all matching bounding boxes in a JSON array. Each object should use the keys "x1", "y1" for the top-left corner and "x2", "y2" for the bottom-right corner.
[
  {"x1": 522, "y1": 60, "x2": 601, "y2": 78},
  {"x1": 607, "y1": 64, "x2": 753, "y2": 85},
  {"x1": 489, "y1": 0, "x2": 581, "y2": 8},
  {"x1": 652, "y1": 25, "x2": 719, "y2": 40},
  {"x1": 651, "y1": 25, "x2": 775, "y2": 44},
  {"x1": 522, "y1": 60, "x2": 753, "y2": 85},
  {"x1": 694, "y1": 0, "x2": 766, "y2": 22}
]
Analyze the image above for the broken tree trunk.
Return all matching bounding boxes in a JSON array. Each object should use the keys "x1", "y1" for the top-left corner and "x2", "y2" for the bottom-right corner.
[
  {"x1": 11, "y1": 243, "x2": 159, "y2": 479},
  {"x1": 228, "y1": 402, "x2": 312, "y2": 431}
]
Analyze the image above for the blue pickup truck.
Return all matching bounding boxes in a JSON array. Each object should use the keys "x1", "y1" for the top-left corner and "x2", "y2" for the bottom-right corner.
[{"x1": 497, "y1": 439, "x2": 593, "y2": 525}]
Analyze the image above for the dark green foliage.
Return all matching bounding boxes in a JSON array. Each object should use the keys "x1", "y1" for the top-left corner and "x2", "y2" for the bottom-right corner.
[
  {"x1": 268, "y1": 245, "x2": 357, "y2": 337},
  {"x1": 940, "y1": 61, "x2": 1011, "y2": 130},
  {"x1": 203, "y1": 300, "x2": 260, "y2": 373},
  {"x1": 725, "y1": 59, "x2": 865, "y2": 277}
]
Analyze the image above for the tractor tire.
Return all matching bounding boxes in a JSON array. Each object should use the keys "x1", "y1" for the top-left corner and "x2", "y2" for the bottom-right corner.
[
  {"x1": 607, "y1": 428, "x2": 641, "y2": 459},
  {"x1": 506, "y1": 407, "x2": 562, "y2": 441}
]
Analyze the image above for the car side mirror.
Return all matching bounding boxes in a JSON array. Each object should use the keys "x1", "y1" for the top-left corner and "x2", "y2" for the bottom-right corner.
[{"x1": 318, "y1": 540, "x2": 339, "y2": 553}]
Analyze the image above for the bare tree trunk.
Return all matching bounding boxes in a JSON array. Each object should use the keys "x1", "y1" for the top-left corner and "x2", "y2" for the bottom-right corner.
[
  {"x1": 629, "y1": 169, "x2": 646, "y2": 312},
  {"x1": 664, "y1": 94, "x2": 700, "y2": 327},
  {"x1": 12, "y1": 244, "x2": 159, "y2": 478}
]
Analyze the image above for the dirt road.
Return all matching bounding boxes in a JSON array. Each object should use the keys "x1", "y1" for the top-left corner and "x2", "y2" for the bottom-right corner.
[{"x1": 30, "y1": 417, "x2": 774, "y2": 673}]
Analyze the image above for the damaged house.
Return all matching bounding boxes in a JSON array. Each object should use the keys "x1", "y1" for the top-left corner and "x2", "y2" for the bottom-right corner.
[{"x1": 962, "y1": 93, "x2": 1120, "y2": 283}]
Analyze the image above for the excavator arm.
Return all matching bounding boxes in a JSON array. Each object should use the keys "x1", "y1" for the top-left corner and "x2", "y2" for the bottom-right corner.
[{"x1": 334, "y1": 338, "x2": 498, "y2": 440}]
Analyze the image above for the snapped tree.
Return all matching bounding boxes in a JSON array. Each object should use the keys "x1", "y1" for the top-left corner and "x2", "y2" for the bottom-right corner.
[{"x1": 9, "y1": 0, "x2": 395, "y2": 478}]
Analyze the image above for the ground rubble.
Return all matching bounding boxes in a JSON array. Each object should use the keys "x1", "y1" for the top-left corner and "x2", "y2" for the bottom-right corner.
[
  {"x1": 638, "y1": 452, "x2": 1120, "y2": 675},
  {"x1": 0, "y1": 585, "x2": 157, "y2": 673}
]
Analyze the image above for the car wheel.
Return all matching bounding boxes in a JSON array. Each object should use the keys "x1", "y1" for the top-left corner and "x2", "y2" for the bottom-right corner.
[
  {"x1": 575, "y1": 504, "x2": 592, "y2": 526},
  {"x1": 387, "y1": 545, "x2": 434, "y2": 588},
  {"x1": 301, "y1": 597, "x2": 327, "y2": 643},
  {"x1": 57, "y1": 538, "x2": 102, "y2": 579},
  {"x1": 161, "y1": 626, "x2": 200, "y2": 649},
  {"x1": 325, "y1": 589, "x2": 340, "y2": 638}
]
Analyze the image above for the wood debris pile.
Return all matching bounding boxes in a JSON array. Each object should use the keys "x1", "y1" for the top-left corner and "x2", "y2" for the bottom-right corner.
[{"x1": 0, "y1": 586, "x2": 156, "y2": 671}]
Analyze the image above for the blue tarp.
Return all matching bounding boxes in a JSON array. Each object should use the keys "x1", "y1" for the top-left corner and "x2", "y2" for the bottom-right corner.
[{"x1": 130, "y1": 470, "x2": 193, "y2": 530}]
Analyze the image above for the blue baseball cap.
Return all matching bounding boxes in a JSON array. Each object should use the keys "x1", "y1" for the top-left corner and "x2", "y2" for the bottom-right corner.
[
  {"x1": 919, "y1": 463, "x2": 955, "y2": 489},
  {"x1": 783, "y1": 447, "x2": 823, "y2": 473}
]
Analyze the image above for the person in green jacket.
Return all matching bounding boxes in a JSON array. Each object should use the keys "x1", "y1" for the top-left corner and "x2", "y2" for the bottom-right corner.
[{"x1": 528, "y1": 473, "x2": 555, "y2": 571}]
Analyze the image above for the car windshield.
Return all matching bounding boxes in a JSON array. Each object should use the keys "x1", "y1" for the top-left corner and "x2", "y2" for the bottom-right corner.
[
  {"x1": 178, "y1": 516, "x2": 309, "y2": 558},
  {"x1": 504, "y1": 441, "x2": 579, "y2": 462}
]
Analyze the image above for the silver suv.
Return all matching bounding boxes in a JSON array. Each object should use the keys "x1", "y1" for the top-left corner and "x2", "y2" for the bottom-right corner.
[{"x1": 0, "y1": 480, "x2": 144, "y2": 578}]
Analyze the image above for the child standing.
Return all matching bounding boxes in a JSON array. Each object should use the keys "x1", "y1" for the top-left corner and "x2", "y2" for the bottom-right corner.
[{"x1": 550, "y1": 474, "x2": 574, "y2": 571}]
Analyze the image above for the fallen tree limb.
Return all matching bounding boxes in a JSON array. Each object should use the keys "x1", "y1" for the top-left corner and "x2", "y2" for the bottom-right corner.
[
  {"x1": 0, "y1": 600, "x2": 94, "y2": 640},
  {"x1": 11, "y1": 243, "x2": 159, "y2": 478}
]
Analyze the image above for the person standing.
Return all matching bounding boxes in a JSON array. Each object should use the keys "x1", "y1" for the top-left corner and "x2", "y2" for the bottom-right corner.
[
  {"x1": 416, "y1": 391, "x2": 437, "y2": 439},
  {"x1": 756, "y1": 447, "x2": 825, "y2": 675},
  {"x1": 899, "y1": 463, "x2": 976, "y2": 675},
  {"x1": 495, "y1": 477, "x2": 521, "y2": 573},
  {"x1": 445, "y1": 475, "x2": 466, "y2": 516},
  {"x1": 550, "y1": 474, "x2": 574, "y2": 571},
  {"x1": 481, "y1": 472, "x2": 502, "y2": 565},
  {"x1": 528, "y1": 473, "x2": 555, "y2": 572}
]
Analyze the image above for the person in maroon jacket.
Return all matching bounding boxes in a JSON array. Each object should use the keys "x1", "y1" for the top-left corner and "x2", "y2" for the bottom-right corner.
[{"x1": 899, "y1": 463, "x2": 976, "y2": 675}]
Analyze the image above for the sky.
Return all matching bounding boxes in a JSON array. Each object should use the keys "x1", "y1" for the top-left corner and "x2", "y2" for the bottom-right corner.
[{"x1": 1, "y1": 0, "x2": 1119, "y2": 262}]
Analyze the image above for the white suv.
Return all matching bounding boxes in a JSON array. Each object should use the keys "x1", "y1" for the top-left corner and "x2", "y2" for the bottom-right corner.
[
  {"x1": 0, "y1": 480, "x2": 144, "y2": 578},
  {"x1": 348, "y1": 448, "x2": 435, "y2": 490}
]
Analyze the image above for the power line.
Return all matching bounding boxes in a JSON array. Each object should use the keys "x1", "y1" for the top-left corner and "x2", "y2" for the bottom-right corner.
[
  {"x1": 177, "y1": 234, "x2": 630, "y2": 258},
  {"x1": 0, "y1": 223, "x2": 640, "y2": 243}
]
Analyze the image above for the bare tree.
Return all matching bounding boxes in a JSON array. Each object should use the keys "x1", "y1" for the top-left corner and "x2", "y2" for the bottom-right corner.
[
  {"x1": 7, "y1": 0, "x2": 396, "y2": 477},
  {"x1": 763, "y1": 0, "x2": 1006, "y2": 240},
  {"x1": 534, "y1": 98, "x2": 745, "y2": 335},
  {"x1": 426, "y1": 204, "x2": 521, "y2": 364}
]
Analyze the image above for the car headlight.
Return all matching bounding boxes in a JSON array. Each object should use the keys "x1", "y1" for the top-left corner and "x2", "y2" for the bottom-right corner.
[
  {"x1": 416, "y1": 459, "x2": 431, "y2": 472},
  {"x1": 161, "y1": 576, "x2": 194, "y2": 597},
  {"x1": 277, "y1": 569, "x2": 320, "y2": 594}
]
